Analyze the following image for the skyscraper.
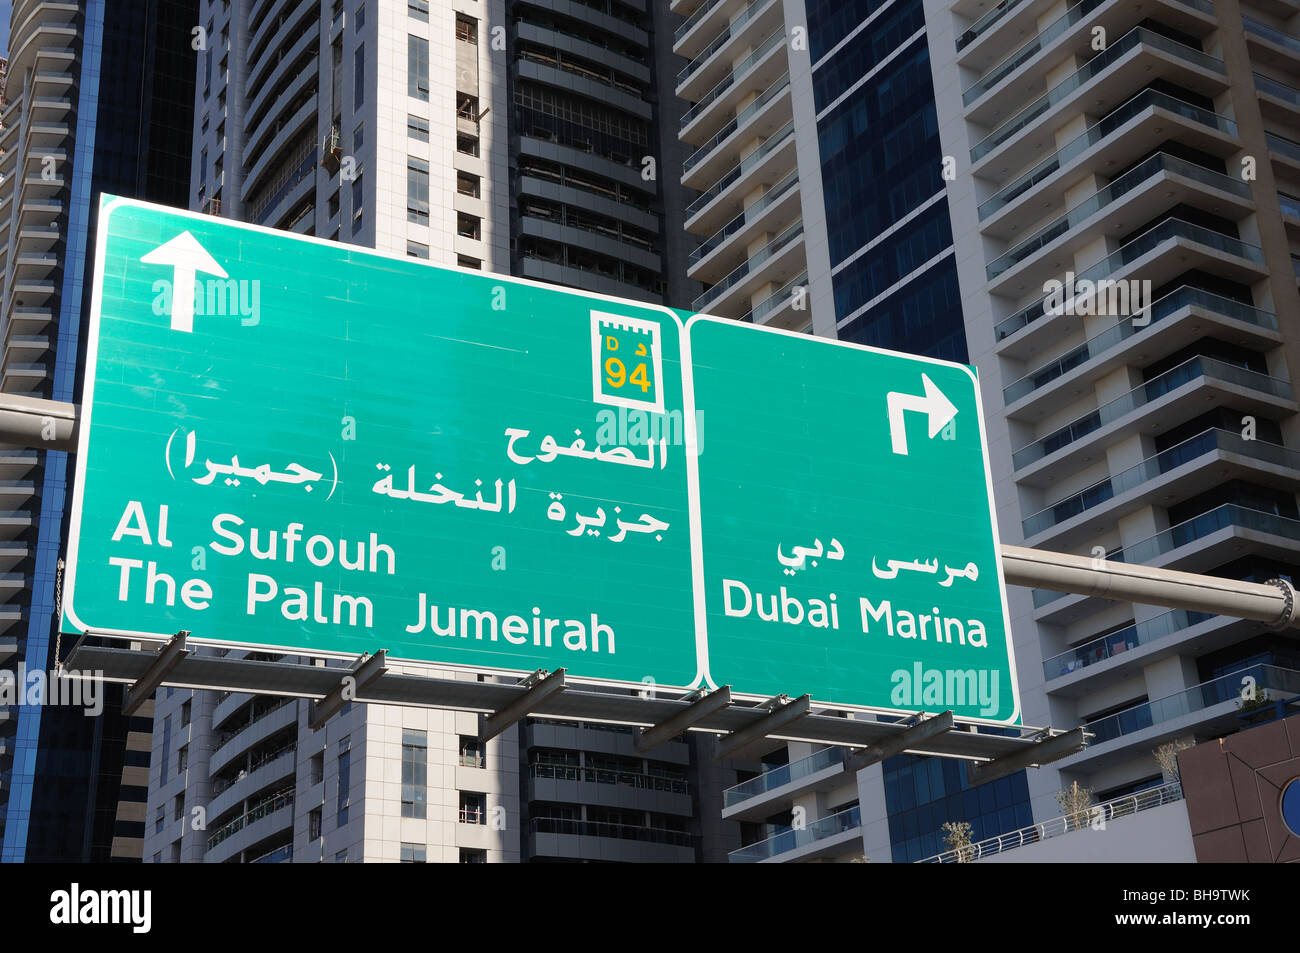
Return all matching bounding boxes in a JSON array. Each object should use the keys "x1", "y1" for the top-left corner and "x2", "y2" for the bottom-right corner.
[
  {"x1": 676, "y1": 0, "x2": 1300, "y2": 862},
  {"x1": 146, "y1": 0, "x2": 740, "y2": 864},
  {"x1": 0, "y1": 0, "x2": 198, "y2": 862}
]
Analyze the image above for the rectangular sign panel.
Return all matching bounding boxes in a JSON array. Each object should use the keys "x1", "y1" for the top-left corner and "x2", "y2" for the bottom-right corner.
[{"x1": 65, "y1": 196, "x2": 1020, "y2": 722}]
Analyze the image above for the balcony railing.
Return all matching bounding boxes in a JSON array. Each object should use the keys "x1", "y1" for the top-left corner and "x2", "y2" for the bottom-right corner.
[
  {"x1": 680, "y1": 28, "x2": 785, "y2": 131},
  {"x1": 1043, "y1": 607, "x2": 1215, "y2": 680},
  {"x1": 1011, "y1": 356, "x2": 1294, "y2": 470},
  {"x1": 1034, "y1": 506, "x2": 1300, "y2": 607},
  {"x1": 955, "y1": 0, "x2": 1028, "y2": 51},
  {"x1": 1280, "y1": 192, "x2": 1300, "y2": 220},
  {"x1": 971, "y1": 28, "x2": 1226, "y2": 161},
  {"x1": 528, "y1": 816, "x2": 693, "y2": 847},
  {"x1": 1244, "y1": 17, "x2": 1300, "y2": 55},
  {"x1": 678, "y1": 0, "x2": 777, "y2": 86},
  {"x1": 1255, "y1": 72, "x2": 1300, "y2": 106},
  {"x1": 918, "y1": 781, "x2": 1185, "y2": 862},
  {"x1": 723, "y1": 746, "x2": 844, "y2": 807},
  {"x1": 963, "y1": 0, "x2": 1108, "y2": 105},
  {"x1": 675, "y1": 0, "x2": 725, "y2": 44},
  {"x1": 250, "y1": 843, "x2": 293, "y2": 863},
  {"x1": 966, "y1": 0, "x2": 1214, "y2": 105},
  {"x1": 987, "y1": 155, "x2": 1250, "y2": 279},
  {"x1": 1003, "y1": 286, "x2": 1277, "y2": 404},
  {"x1": 740, "y1": 270, "x2": 808, "y2": 324},
  {"x1": 207, "y1": 790, "x2": 295, "y2": 850},
  {"x1": 690, "y1": 170, "x2": 798, "y2": 265},
  {"x1": 692, "y1": 220, "x2": 803, "y2": 311},
  {"x1": 1021, "y1": 428, "x2": 1300, "y2": 537},
  {"x1": 686, "y1": 120, "x2": 794, "y2": 216},
  {"x1": 995, "y1": 219, "x2": 1265, "y2": 341},
  {"x1": 683, "y1": 74, "x2": 790, "y2": 176},
  {"x1": 1267, "y1": 132, "x2": 1300, "y2": 163},
  {"x1": 529, "y1": 762, "x2": 690, "y2": 795},
  {"x1": 729, "y1": 804, "x2": 862, "y2": 862},
  {"x1": 250, "y1": 145, "x2": 317, "y2": 226},
  {"x1": 1083, "y1": 664, "x2": 1300, "y2": 745}
]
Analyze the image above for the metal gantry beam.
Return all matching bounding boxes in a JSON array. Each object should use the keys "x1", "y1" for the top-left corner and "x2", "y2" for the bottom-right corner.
[
  {"x1": 1001, "y1": 544, "x2": 1300, "y2": 630},
  {"x1": 121, "y1": 631, "x2": 189, "y2": 716},
  {"x1": 844, "y1": 710, "x2": 955, "y2": 772},
  {"x1": 478, "y1": 668, "x2": 566, "y2": 742},
  {"x1": 309, "y1": 650, "x2": 388, "y2": 730},
  {"x1": 965, "y1": 727, "x2": 1091, "y2": 786},
  {"x1": 714, "y1": 694, "x2": 812, "y2": 760},
  {"x1": 635, "y1": 685, "x2": 732, "y2": 753},
  {"x1": 0, "y1": 394, "x2": 78, "y2": 453}
]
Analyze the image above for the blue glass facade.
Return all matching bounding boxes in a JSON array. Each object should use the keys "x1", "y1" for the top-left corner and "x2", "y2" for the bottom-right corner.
[
  {"x1": 809, "y1": 0, "x2": 967, "y2": 363},
  {"x1": 2, "y1": 0, "x2": 197, "y2": 862},
  {"x1": 808, "y1": 0, "x2": 1030, "y2": 861},
  {"x1": 883, "y1": 753, "x2": 1033, "y2": 863}
]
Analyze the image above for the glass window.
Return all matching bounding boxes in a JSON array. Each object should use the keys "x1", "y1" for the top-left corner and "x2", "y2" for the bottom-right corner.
[
  {"x1": 408, "y1": 114, "x2": 430, "y2": 141},
  {"x1": 457, "y1": 171, "x2": 481, "y2": 198},
  {"x1": 460, "y1": 848, "x2": 487, "y2": 863},
  {"x1": 401, "y1": 729, "x2": 428, "y2": 818},
  {"x1": 407, "y1": 158, "x2": 429, "y2": 223},
  {"x1": 354, "y1": 43, "x2": 365, "y2": 108},
  {"x1": 459, "y1": 736, "x2": 485, "y2": 768},
  {"x1": 408, "y1": 35, "x2": 429, "y2": 101},
  {"x1": 309, "y1": 808, "x2": 322, "y2": 840},
  {"x1": 409, "y1": 0, "x2": 429, "y2": 21},
  {"x1": 456, "y1": 14, "x2": 478, "y2": 44},
  {"x1": 407, "y1": 241, "x2": 429, "y2": 259},
  {"x1": 401, "y1": 843, "x2": 427, "y2": 863},
  {"x1": 160, "y1": 715, "x2": 172, "y2": 783},
  {"x1": 457, "y1": 213, "x2": 481, "y2": 240},
  {"x1": 337, "y1": 736, "x2": 351, "y2": 826},
  {"x1": 459, "y1": 792, "x2": 486, "y2": 824},
  {"x1": 457, "y1": 255, "x2": 481, "y2": 270}
]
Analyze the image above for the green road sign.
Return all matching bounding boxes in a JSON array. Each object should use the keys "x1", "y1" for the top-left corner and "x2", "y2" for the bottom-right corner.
[{"x1": 65, "y1": 196, "x2": 1020, "y2": 723}]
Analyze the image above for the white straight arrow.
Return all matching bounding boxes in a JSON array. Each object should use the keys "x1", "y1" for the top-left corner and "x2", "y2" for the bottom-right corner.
[
  {"x1": 887, "y1": 373, "x2": 958, "y2": 456},
  {"x1": 140, "y1": 231, "x2": 228, "y2": 333}
]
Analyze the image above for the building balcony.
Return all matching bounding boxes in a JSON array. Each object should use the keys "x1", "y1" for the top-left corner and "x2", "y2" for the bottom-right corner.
[
  {"x1": 739, "y1": 270, "x2": 809, "y2": 329},
  {"x1": 1243, "y1": 16, "x2": 1300, "y2": 72},
  {"x1": 1002, "y1": 286, "x2": 1279, "y2": 417},
  {"x1": 680, "y1": 74, "x2": 791, "y2": 191},
  {"x1": 969, "y1": 27, "x2": 1227, "y2": 172},
  {"x1": 1059, "y1": 664, "x2": 1300, "y2": 771},
  {"x1": 729, "y1": 805, "x2": 862, "y2": 863},
  {"x1": 1011, "y1": 356, "x2": 1295, "y2": 486},
  {"x1": 207, "y1": 743, "x2": 297, "y2": 822},
  {"x1": 0, "y1": 451, "x2": 38, "y2": 483},
  {"x1": 985, "y1": 154, "x2": 1251, "y2": 292},
  {"x1": 691, "y1": 219, "x2": 804, "y2": 316},
  {"x1": 526, "y1": 817, "x2": 694, "y2": 863},
  {"x1": 673, "y1": 0, "x2": 745, "y2": 59},
  {"x1": 680, "y1": 28, "x2": 787, "y2": 146},
  {"x1": 1044, "y1": 609, "x2": 1255, "y2": 691},
  {"x1": 684, "y1": 119, "x2": 795, "y2": 235},
  {"x1": 525, "y1": 763, "x2": 692, "y2": 814},
  {"x1": 240, "y1": 93, "x2": 318, "y2": 206},
  {"x1": 1267, "y1": 131, "x2": 1300, "y2": 173},
  {"x1": 962, "y1": 0, "x2": 1215, "y2": 128},
  {"x1": 1254, "y1": 72, "x2": 1300, "y2": 122},
  {"x1": 515, "y1": 21, "x2": 650, "y2": 86},
  {"x1": 208, "y1": 699, "x2": 297, "y2": 776},
  {"x1": 994, "y1": 219, "x2": 1268, "y2": 358},
  {"x1": 1022, "y1": 428, "x2": 1300, "y2": 547},
  {"x1": 205, "y1": 790, "x2": 296, "y2": 863},
  {"x1": 687, "y1": 171, "x2": 799, "y2": 282},
  {"x1": 721, "y1": 746, "x2": 846, "y2": 821},
  {"x1": 676, "y1": 0, "x2": 783, "y2": 100}
]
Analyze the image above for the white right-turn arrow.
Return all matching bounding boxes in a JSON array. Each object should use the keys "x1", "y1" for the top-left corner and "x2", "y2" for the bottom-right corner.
[
  {"x1": 886, "y1": 373, "x2": 958, "y2": 456},
  {"x1": 140, "y1": 231, "x2": 228, "y2": 333}
]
